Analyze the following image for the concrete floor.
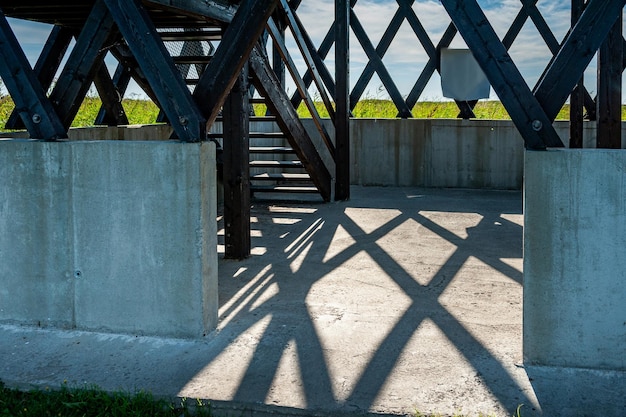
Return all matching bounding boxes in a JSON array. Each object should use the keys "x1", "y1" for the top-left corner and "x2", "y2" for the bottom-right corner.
[{"x1": 1, "y1": 186, "x2": 541, "y2": 416}]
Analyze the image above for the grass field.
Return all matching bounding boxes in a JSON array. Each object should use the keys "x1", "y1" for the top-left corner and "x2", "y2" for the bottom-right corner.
[{"x1": 1, "y1": 94, "x2": 607, "y2": 131}]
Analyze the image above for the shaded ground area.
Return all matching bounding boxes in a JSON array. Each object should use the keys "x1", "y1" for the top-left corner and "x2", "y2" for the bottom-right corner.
[{"x1": 0, "y1": 186, "x2": 539, "y2": 417}]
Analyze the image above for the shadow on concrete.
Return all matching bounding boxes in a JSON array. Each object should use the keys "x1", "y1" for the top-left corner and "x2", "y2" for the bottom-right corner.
[
  {"x1": 200, "y1": 186, "x2": 535, "y2": 416},
  {"x1": 0, "y1": 186, "x2": 537, "y2": 417}
]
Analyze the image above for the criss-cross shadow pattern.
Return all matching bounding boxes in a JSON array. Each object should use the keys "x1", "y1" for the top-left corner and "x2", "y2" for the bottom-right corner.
[{"x1": 181, "y1": 187, "x2": 534, "y2": 416}]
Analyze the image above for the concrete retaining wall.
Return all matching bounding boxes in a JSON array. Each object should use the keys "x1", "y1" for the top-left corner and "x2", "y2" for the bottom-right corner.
[
  {"x1": 0, "y1": 139, "x2": 218, "y2": 339},
  {"x1": 302, "y1": 118, "x2": 617, "y2": 189},
  {"x1": 4, "y1": 119, "x2": 621, "y2": 190}
]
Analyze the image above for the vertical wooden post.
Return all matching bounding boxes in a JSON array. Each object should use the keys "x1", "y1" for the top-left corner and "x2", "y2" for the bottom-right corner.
[
  {"x1": 569, "y1": 0, "x2": 585, "y2": 148},
  {"x1": 597, "y1": 12, "x2": 623, "y2": 149},
  {"x1": 223, "y1": 64, "x2": 251, "y2": 259},
  {"x1": 335, "y1": 0, "x2": 350, "y2": 200}
]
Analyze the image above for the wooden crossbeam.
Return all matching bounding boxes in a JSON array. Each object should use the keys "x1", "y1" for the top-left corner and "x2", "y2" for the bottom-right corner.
[
  {"x1": 289, "y1": 15, "x2": 338, "y2": 111},
  {"x1": 405, "y1": 23, "x2": 457, "y2": 110},
  {"x1": 193, "y1": 0, "x2": 279, "y2": 128},
  {"x1": 349, "y1": 8, "x2": 412, "y2": 118},
  {"x1": 94, "y1": 62, "x2": 133, "y2": 125},
  {"x1": 534, "y1": 0, "x2": 626, "y2": 122},
  {"x1": 105, "y1": 0, "x2": 205, "y2": 141},
  {"x1": 0, "y1": 11, "x2": 67, "y2": 139},
  {"x1": 285, "y1": 4, "x2": 336, "y2": 109},
  {"x1": 266, "y1": 18, "x2": 335, "y2": 159},
  {"x1": 510, "y1": 0, "x2": 596, "y2": 119},
  {"x1": 278, "y1": 0, "x2": 335, "y2": 122},
  {"x1": 441, "y1": 0, "x2": 563, "y2": 149},
  {"x1": 145, "y1": 0, "x2": 237, "y2": 24},
  {"x1": 249, "y1": 46, "x2": 332, "y2": 202},
  {"x1": 400, "y1": 2, "x2": 476, "y2": 118},
  {"x1": 350, "y1": 0, "x2": 416, "y2": 112},
  {"x1": 5, "y1": 25, "x2": 72, "y2": 130},
  {"x1": 108, "y1": 43, "x2": 162, "y2": 109},
  {"x1": 92, "y1": 59, "x2": 129, "y2": 126},
  {"x1": 47, "y1": 0, "x2": 117, "y2": 129}
]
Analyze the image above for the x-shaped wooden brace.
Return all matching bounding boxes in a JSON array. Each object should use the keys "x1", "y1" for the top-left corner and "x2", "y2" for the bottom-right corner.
[{"x1": 441, "y1": 0, "x2": 626, "y2": 149}]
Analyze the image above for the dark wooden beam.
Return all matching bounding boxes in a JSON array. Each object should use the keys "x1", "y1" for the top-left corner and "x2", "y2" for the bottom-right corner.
[
  {"x1": 440, "y1": 0, "x2": 562, "y2": 149},
  {"x1": 94, "y1": 62, "x2": 132, "y2": 125},
  {"x1": 349, "y1": 8, "x2": 412, "y2": 118},
  {"x1": 350, "y1": 1, "x2": 413, "y2": 113},
  {"x1": 145, "y1": 0, "x2": 237, "y2": 23},
  {"x1": 287, "y1": 5, "x2": 336, "y2": 110},
  {"x1": 569, "y1": 0, "x2": 586, "y2": 148},
  {"x1": 108, "y1": 43, "x2": 162, "y2": 110},
  {"x1": 223, "y1": 65, "x2": 251, "y2": 260},
  {"x1": 92, "y1": 59, "x2": 130, "y2": 126},
  {"x1": 270, "y1": 8, "x2": 287, "y2": 90},
  {"x1": 249, "y1": 46, "x2": 332, "y2": 202},
  {"x1": 0, "y1": 11, "x2": 67, "y2": 139},
  {"x1": 596, "y1": 13, "x2": 623, "y2": 149},
  {"x1": 47, "y1": 0, "x2": 117, "y2": 129},
  {"x1": 193, "y1": 0, "x2": 279, "y2": 128},
  {"x1": 278, "y1": 0, "x2": 335, "y2": 122},
  {"x1": 5, "y1": 25, "x2": 73, "y2": 130},
  {"x1": 335, "y1": 0, "x2": 350, "y2": 201},
  {"x1": 405, "y1": 22, "x2": 457, "y2": 111},
  {"x1": 534, "y1": 0, "x2": 626, "y2": 122},
  {"x1": 105, "y1": 0, "x2": 206, "y2": 141},
  {"x1": 266, "y1": 18, "x2": 335, "y2": 158}
]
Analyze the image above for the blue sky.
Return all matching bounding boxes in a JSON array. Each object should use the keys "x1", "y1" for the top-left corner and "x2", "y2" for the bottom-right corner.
[{"x1": 1, "y1": 1, "x2": 615, "y2": 102}]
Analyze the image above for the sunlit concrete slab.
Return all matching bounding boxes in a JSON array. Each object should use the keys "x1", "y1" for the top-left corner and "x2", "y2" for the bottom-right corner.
[{"x1": 2, "y1": 186, "x2": 545, "y2": 416}]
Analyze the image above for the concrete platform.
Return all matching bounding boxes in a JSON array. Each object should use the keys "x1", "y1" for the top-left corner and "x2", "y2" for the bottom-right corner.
[{"x1": 0, "y1": 186, "x2": 564, "y2": 416}]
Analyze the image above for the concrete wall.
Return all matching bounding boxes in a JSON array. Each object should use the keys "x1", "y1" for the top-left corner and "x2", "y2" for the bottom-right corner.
[
  {"x1": 524, "y1": 149, "x2": 626, "y2": 369},
  {"x1": 244, "y1": 118, "x2": 616, "y2": 190},
  {"x1": 2, "y1": 119, "x2": 622, "y2": 192},
  {"x1": 0, "y1": 139, "x2": 217, "y2": 339}
]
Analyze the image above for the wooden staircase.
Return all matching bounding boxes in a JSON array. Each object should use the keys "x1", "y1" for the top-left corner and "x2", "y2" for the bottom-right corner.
[
  {"x1": 159, "y1": 27, "x2": 327, "y2": 201},
  {"x1": 209, "y1": 110, "x2": 322, "y2": 200}
]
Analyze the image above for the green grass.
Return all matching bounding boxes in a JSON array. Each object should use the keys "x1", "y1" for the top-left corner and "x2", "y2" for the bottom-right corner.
[
  {"x1": 0, "y1": 381, "x2": 213, "y2": 417},
  {"x1": 2, "y1": 94, "x2": 624, "y2": 131},
  {"x1": 0, "y1": 380, "x2": 525, "y2": 417}
]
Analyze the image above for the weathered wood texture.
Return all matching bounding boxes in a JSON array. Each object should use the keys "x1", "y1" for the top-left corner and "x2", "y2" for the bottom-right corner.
[
  {"x1": 249, "y1": 47, "x2": 332, "y2": 202},
  {"x1": 193, "y1": 0, "x2": 280, "y2": 127},
  {"x1": 335, "y1": 0, "x2": 350, "y2": 201},
  {"x1": 223, "y1": 66, "x2": 251, "y2": 259},
  {"x1": 0, "y1": 13, "x2": 67, "y2": 139},
  {"x1": 596, "y1": 14, "x2": 623, "y2": 149}
]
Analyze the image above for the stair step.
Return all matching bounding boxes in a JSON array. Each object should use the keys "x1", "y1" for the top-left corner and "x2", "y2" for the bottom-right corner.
[
  {"x1": 250, "y1": 116, "x2": 278, "y2": 122},
  {"x1": 213, "y1": 116, "x2": 278, "y2": 123},
  {"x1": 159, "y1": 30, "x2": 222, "y2": 42},
  {"x1": 249, "y1": 146, "x2": 294, "y2": 154},
  {"x1": 250, "y1": 132, "x2": 285, "y2": 138},
  {"x1": 251, "y1": 185, "x2": 319, "y2": 194},
  {"x1": 251, "y1": 173, "x2": 311, "y2": 181},
  {"x1": 249, "y1": 160, "x2": 303, "y2": 169},
  {"x1": 206, "y1": 132, "x2": 285, "y2": 139},
  {"x1": 172, "y1": 56, "x2": 212, "y2": 65}
]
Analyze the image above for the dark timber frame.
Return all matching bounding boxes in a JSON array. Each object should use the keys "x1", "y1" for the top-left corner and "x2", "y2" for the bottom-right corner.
[{"x1": 0, "y1": 0, "x2": 624, "y2": 257}]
